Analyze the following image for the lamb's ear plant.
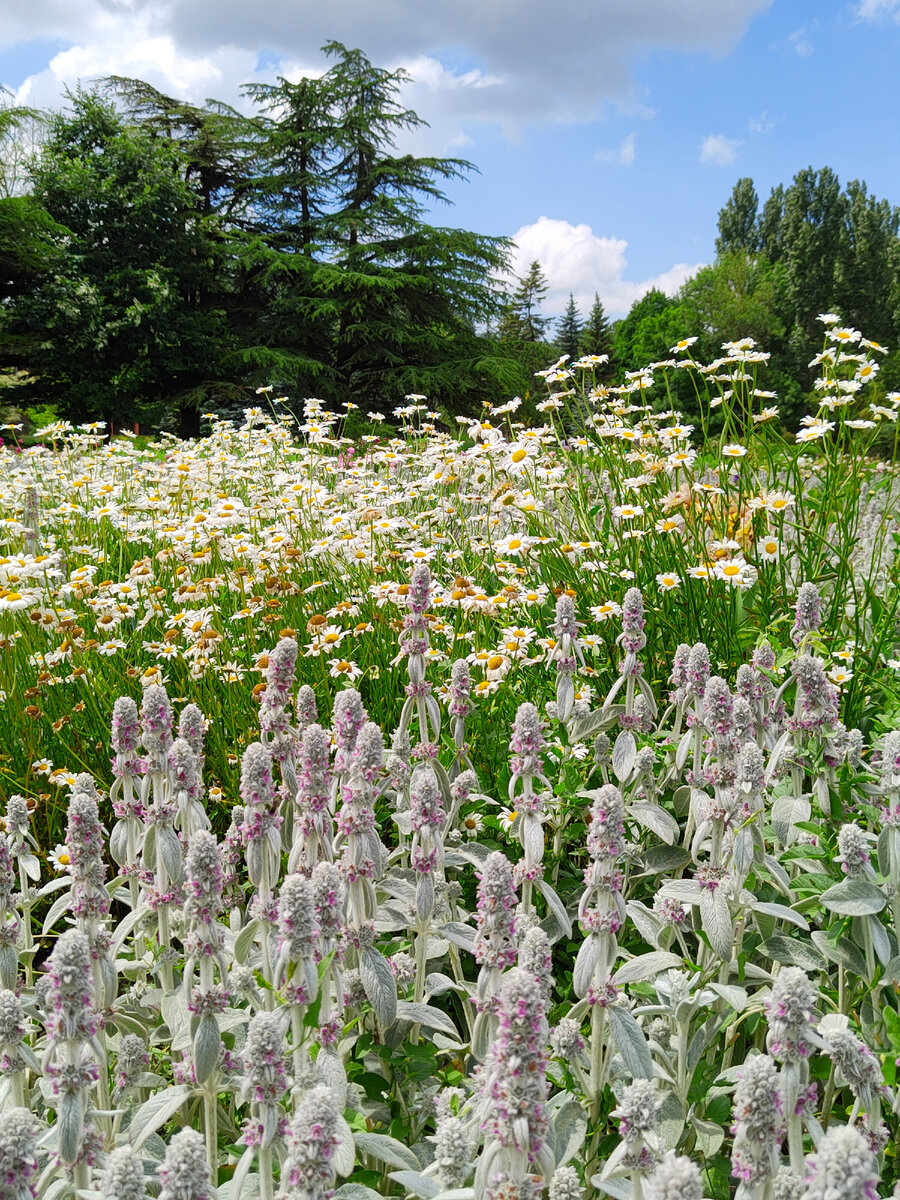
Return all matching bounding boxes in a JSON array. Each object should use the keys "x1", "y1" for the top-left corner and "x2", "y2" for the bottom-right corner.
[{"x1": 3, "y1": 320, "x2": 900, "y2": 1197}]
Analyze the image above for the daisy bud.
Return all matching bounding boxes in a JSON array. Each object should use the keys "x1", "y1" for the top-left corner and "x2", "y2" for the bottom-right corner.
[
  {"x1": 157, "y1": 1128, "x2": 214, "y2": 1200},
  {"x1": 279, "y1": 1084, "x2": 340, "y2": 1200},
  {"x1": 643, "y1": 1151, "x2": 703, "y2": 1200},
  {"x1": 791, "y1": 582, "x2": 822, "y2": 646},
  {"x1": 99, "y1": 1145, "x2": 147, "y2": 1200},
  {"x1": 0, "y1": 1107, "x2": 39, "y2": 1199},
  {"x1": 801, "y1": 1124, "x2": 878, "y2": 1200}
]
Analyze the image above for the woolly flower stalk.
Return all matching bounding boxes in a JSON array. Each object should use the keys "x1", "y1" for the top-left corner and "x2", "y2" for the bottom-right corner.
[
  {"x1": 168, "y1": 737, "x2": 207, "y2": 839},
  {"x1": 801, "y1": 1124, "x2": 878, "y2": 1200},
  {"x1": 336, "y1": 721, "x2": 384, "y2": 951},
  {"x1": 0, "y1": 1107, "x2": 39, "y2": 1200},
  {"x1": 292, "y1": 723, "x2": 334, "y2": 871},
  {"x1": 311, "y1": 861, "x2": 345, "y2": 1050},
  {"x1": 278, "y1": 1084, "x2": 341, "y2": 1200},
  {"x1": 824, "y1": 1027, "x2": 883, "y2": 1112},
  {"x1": 178, "y1": 703, "x2": 207, "y2": 763},
  {"x1": 157, "y1": 1128, "x2": 214, "y2": 1200},
  {"x1": 447, "y1": 657, "x2": 472, "y2": 770},
  {"x1": 409, "y1": 764, "x2": 444, "y2": 932},
  {"x1": 789, "y1": 655, "x2": 839, "y2": 736},
  {"x1": 518, "y1": 927, "x2": 553, "y2": 1006},
  {"x1": 332, "y1": 689, "x2": 367, "y2": 777},
  {"x1": 240, "y1": 1010, "x2": 289, "y2": 1150},
  {"x1": 551, "y1": 592, "x2": 582, "y2": 721},
  {"x1": 140, "y1": 683, "x2": 174, "y2": 769},
  {"x1": 432, "y1": 1115, "x2": 472, "y2": 1189},
  {"x1": 643, "y1": 1152, "x2": 703, "y2": 1200},
  {"x1": 611, "y1": 1078, "x2": 662, "y2": 1173},
  {"x1": 260, "y1": 636, "x2": 298, "y2": 742},
  {"x1": 396, "y1": 563, "x2": 441, "y2": 748},
  {"x1": 508, "y1": 703, "x2": 550, "y2": 904},
  {"x1": 472, "y1": 851, "x2": 519, "y2": 1059},
  {"x1": 731, "y1": 1054, "x2": 785, "y2": 1193},
  {"x1": 296, "y1": 685, "x2": 318, "y2": 730},
  {"x1": 791, "y1": 582, "x2": 822, "y2": 646},
  {"x1": 111, "y1": 696, "x2": 143, "y2": 781},
  {"x1": 99, "y1": 1145, "x2": 147, "y2": 1200},
  {"x1": 619, "y1": 587, "x2": 646, "y2": 670},
  {"x1": 65, "y1": 788, "x2": 110, "y2": 925},
  {"x1": 765, "y1": 967, "x2": 821, "y2": 1173},
  {"x1": 476, "y1": 967, "x2": 548, "y2": 1198},
  {"x1": 240, "y1": 741, "x2": 282, "y2": 903},
  {"x1": 548, "y1": 1166, "x2": 583, "y2": 1200},
  {"x1": 275, "y1": 872, "x2": 319, "y2": 1015},
  {"x1": 836, "y1": 824, "x2": 873, "y2": 880}
]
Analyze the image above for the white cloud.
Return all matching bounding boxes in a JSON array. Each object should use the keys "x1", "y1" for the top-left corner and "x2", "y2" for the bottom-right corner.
[
  {"x1": 3, "y1": 0, "x2": 772, "y2": 140},
  {"x1": 857, "y1": 0, "x2": 900, "y2": 19},
  {"x1": 508, "y1": 216, "x2": 703, "y2": 318},
  {"x1": 748, "y1": 110, "x2": 773, "y2": 134},
  {"x1": 596, "y1": 133, "x2": 636, "y2": 166},
  {"x1": 787, "y1": 28, "x2": 814, "y2": 56},
  {"x1": 700, "y1": 133, "x2": 740, "y2": 166}
]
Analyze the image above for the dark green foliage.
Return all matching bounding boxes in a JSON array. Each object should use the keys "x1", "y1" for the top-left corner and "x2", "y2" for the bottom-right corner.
[
  {"x1": 715, "y1": 177, "x2": 759, "y2": 256},
  {"x1": 579, "y1": 292, "x2": 614, "y2": 366},
  {"x1": 554, "y1": 293, "x2": 582, "y2": 361},
  {"x1": 499, "y1": 259, "x2": 552, "y2": 343}
]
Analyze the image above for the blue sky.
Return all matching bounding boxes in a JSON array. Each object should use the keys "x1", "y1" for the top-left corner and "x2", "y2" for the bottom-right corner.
[{"x1": 2, "y1": 1, "x2": 899, "y2": 318}]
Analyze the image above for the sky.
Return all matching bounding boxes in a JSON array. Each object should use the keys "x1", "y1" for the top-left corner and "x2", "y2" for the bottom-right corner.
[{"x1": 2, "y1": 0, "x2": 900, "y2": 320}]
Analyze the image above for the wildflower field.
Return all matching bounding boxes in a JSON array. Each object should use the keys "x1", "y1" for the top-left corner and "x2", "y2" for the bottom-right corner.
[{"x1": 1, "y1": 318, "x2": 900, "y2": 1200}]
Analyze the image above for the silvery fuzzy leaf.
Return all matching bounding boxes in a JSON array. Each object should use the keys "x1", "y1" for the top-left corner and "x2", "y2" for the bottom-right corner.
[
  {"x1": 612, "y1": 951, "x2": 683, "y2": 986},
  {"x1": 572, "y1": 934, "x2": 603, "y2": 998},
  {"x1": 699, "y1": 887, "x2": 733, "y2": 960},
  {"x1": 811, "y1": 930, "x2": 867, "y2": 976},
  {"x1": 761, "y1": 935, "x2": 826, "y2": 972},
  {"x1": 19, "y1": 852, "x2": 41, "y2": 882},
  {"x1": 861, "y1": 914, "x2": 892, "y2": 965},
  {"x1": 819, "y1": 879, "x2": 885, "y2": 916},
  {"x1": 157, "y1": 825, "x2": 183, "y2": 883},
  {"x1": 317, "y1": 1049, "x2": 347, "y2": 1110},
  {"x1": 416, "y1": 874, "x2": 435, "y2": 927},
  {"x1": 470, "y1": 1009, "x2": 495, "y2": 1061},
  {"x1": 627, "y1": 803, "x2": 678, "y2": 845},
  {"x1": 142, "y1": 824, "x2": 157, "y2": 872},
  {"x1": 642, "y1": 844, "x2": 691, "y2": 874},
  {"x1": 334, "y1": 1189, "x2": 384, "y2": 1200},
  {"x1": 354, "y1": 1131, "x2": 420, "y2": 1172},
  {"x1": 690, "y1": 1114, "x2": 724, "y2": 1156},
  {"x1": 396, "y1": 1002, "x2": 460, "y2": 1040},
  {"x1": 607, "y1": 1005, "x2": 653, "y2": 1079},
  {"x1": 612, "y1": 730, "x2": 636, "y2": 783},
  {"x1": 128, "y1": 1084, "x2": 193, "y2": 1148},
  {"x1": 232, "y1": 918, "x2": 259, "y2": 965},
  {"x1": 732, "y1": 827, "x2": 755, "y2": 876},
  {"x1": 193, "y1": 1013, "x2": 220, "y2": 1084},
  {"x1": 750, "y1": 901, "x2": 809, "y2": 930},
  {"x1": 522, "y1": 814, "x2": 545, "y2": 865},
  {"x1": 41, "y1": 891, "x2": 73, "y2": 936},
  {"x1": 224, "y1": 1146, "x2": 255, "y2": 1200},
  {"x1": 763, "y1": 855, "x2": 792, "y2": 896},
  {"x1": 706, "y1": 983, "x2": 748, "y2": 1011},
  {"x1": 535, "y1": 877, "x2": 572, "y2": 939},
  {"x1": 425, "y1": 972, "x2": 467, "y2": 997},
  {"x1": 877, "y1": 826, "x2": 895, "y2": 877},
  {"x1": 551, "y1": 1096, "x2": 587, "y2": 1167},
  {"x1": 360, "y1": 946, "x2": 398, "y2": 1026},
  {"x1": 765, "y1": 730, "x2": 792, "y2": 784},
  {"x1": 771, "y1": 794, "x2": 811, "y2": 846},
  {"x1": 0, "y1": 948, "x2": 16, "y2": 991},
  {"x1": 659, "y1": 879, "x2": 702, "y2": 904},
  {"x1": 392, "y1": 811, "x2": 414, "y2": 836},
  {"x1": 440, "y1": 922, "x2": 476, "y2": 953},
  {"x1": 333, "y1": 1115, "x2": 356, "y2": 1178},
  {"x1": 687, "y1": 1013, "x2": 727, "y2": 1071},
  {"x1": 557, "y1": 674, "x2": 575, "y2": 723},
  {"x1": 388, "y1": 1172, "x2": 441, "y2": 1200},
  {"x1": 624, "y1": 900, "x2": 662, "y2": 949},
  {"x1": 590, "y1": 1178, "x2": 631, "y2": 1199},
  {"x1": 56, "y1": 1092, "x2": 84, "y2": 1165},
  {"x1": 675, "y1": 729, "x2": 694, "y2": 771}
]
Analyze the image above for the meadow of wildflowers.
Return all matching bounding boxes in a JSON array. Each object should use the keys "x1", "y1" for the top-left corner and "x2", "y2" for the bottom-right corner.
[{"x1": 0, "y1": 316, "x2": 899, "y2": 1198}]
